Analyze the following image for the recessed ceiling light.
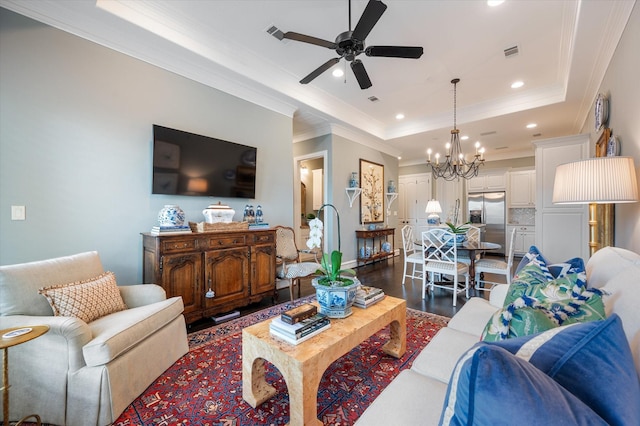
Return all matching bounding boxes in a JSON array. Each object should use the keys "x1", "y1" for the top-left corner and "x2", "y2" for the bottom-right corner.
[
  {"x1": 460, "y1": 135, "x2": 469, "y2": 140},
  {"x1": 487, "y1": 0, "x2": 505, "y2": 6},
  {"x1": 396, "y1": 113, "x2": 405, "y2": 120},
  {"x1": 526, "y1": 123, "x2": 537, "y2": 129},
  {"x1": 397, "y1": 156, "x2": 402, "y2": 160},
  {"x1": 511, "y1": 81, "x2": 524, "y2": 89},
  {"x1": 332, "y1": 68, "x2": 344, "y2": 78}
]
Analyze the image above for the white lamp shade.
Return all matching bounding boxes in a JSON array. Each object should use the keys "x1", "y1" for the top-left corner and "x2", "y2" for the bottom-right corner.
[
  {"x1": 425, "y1": 199, "x2": 443, "y2": 213},
  {"x1": 553, "y1": 156, "x2": 639, "y2": 204}
]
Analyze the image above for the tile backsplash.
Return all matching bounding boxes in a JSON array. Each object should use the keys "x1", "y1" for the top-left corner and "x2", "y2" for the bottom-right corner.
[{"x1": 509, "y1": 208, "x2": 535, "y2": 225}]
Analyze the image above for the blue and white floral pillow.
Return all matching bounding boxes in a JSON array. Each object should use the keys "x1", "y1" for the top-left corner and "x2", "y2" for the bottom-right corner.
[
  {"x1": 481, "y1": 259, "x2": 605, "y2": 342},
  {"x1": 514, "y1": 245, "x2": 586, "y2": 280}
]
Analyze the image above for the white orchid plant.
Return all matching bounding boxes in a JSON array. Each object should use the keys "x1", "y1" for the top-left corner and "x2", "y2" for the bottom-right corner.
[{"x1": 306, "y1": 217, "x2": 356, "y2": 286}]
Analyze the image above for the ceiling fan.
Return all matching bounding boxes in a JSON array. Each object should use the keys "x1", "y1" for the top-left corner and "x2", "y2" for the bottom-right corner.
[{"x1": 269, "y1": 0, "x2": 424, "y2": 89}]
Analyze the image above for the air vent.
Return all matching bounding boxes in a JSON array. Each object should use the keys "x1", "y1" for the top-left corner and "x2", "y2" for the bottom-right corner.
[
  {"x1": 504, "y1": 45, "x2": 519, "y2": 58},
  {"x1": 532, "y1": 133, "x2": 542, "y2": 137},
  {"x1": 495, "y1": 146, "x2": 508, "y2": 150},
  {"x1": 266, "y1": 25, "x2": 284, "y2": 41},
  {"x1": 480, "y1": 131, "x2": 497, "y2": 136},
  {"x1": 368, "y1": 96, "x2": 380, "y2": 102}
]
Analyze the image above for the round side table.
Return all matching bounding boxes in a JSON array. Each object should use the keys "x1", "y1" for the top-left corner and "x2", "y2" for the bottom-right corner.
[{"x1": 1, "y1": 325, "x2": 49, "y2": 426}]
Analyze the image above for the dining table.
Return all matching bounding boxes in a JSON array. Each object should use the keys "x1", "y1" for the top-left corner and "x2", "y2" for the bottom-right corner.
[{"x1": 457, "y1": 241, "x2": 501, "y2": 283}]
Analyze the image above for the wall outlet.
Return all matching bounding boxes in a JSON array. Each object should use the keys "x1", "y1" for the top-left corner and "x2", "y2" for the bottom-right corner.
[{"x1": 11, "y1": 205, "x2": 26, "y2": 221}]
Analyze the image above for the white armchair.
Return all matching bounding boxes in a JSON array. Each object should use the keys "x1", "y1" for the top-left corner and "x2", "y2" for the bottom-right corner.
[{"x1": 0, "y1": 251, "x2": 189, "y2": 426}]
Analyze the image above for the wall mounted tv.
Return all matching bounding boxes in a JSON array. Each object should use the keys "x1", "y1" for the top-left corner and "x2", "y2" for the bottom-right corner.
[{"x1": 152, "y1": 125, "x2": 256, "y2": 198}]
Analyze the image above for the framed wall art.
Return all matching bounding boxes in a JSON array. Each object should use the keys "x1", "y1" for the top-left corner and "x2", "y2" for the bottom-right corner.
[{"x1": 359, "y1": 159, "x2": 384, "y2": 224}]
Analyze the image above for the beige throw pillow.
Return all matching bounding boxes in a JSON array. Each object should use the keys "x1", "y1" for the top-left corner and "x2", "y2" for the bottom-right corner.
[{"x1": 39, "y1": 271, "x2": 127, "y2": 323}]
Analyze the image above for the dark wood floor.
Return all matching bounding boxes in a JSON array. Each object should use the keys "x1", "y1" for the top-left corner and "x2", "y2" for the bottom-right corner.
[{"x1": 188, "y1": 253, "x2": 513, "y2": 333}]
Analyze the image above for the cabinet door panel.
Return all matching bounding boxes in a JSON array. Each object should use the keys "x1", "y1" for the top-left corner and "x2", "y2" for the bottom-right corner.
[
  {"x1": 204, "y1": 247, "x2": 249, "y2": 309},
  {"x1": 252, "y1": 243, "x2": 276, "y2": 295},
  {"x1": 162, "y1": 253, "x2": 202, "y2": 316}
]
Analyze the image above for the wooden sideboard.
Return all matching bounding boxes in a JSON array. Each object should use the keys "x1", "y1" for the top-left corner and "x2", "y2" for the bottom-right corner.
[
  {"x1": 355, "y1": 228, "x2": 395, "y2": 267},
  {"x1": 142, "y1": 229, "x2": 276, "y2": 324}
]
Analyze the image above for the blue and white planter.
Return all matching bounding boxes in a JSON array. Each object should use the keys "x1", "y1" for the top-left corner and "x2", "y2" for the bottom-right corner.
[{"x1": 312, "y1": 276, "x2": 361, "y2": 318}]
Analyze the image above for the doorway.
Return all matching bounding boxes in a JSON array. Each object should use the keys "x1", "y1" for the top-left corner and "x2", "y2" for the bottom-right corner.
[{"x1": 294, "y1": 151, "x2": 328, "y2": 258}]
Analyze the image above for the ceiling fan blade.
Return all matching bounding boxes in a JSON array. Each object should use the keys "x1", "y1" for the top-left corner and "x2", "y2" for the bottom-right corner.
[
  {"x1": 350, "y1": 59, "x2": 372, "y2": 89},
  {"x1": 300, "y1": 57, "x2": 341, "y2": 84},
  {"x1": 352, "y1": 0, "x2": 387, "y2": 41},
  {"x1": 365, "y1": 46, "x2": 424, "y2": 59},
  {"x1": 283, "y1": 32, "x2": 337, "y2": 49}
]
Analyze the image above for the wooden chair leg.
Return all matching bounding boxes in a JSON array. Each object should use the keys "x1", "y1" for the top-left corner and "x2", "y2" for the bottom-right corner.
[{"x1": 288, "y1": 278, "x2": 294, "y2": 301}]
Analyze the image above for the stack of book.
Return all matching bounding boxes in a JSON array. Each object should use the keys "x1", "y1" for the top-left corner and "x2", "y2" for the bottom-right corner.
[
  {"x1": 248, "y1": 222, "x2": 270, "y2": 229},
  {"x1": 150, "y1": 225, "x2": 192, "y2": 235},
  {"x1": 354, "y1": 286, "x2": 385, "y2": 308},
  {"x1": 269, "y1": 304, "x2": 330, "y2": 345}
]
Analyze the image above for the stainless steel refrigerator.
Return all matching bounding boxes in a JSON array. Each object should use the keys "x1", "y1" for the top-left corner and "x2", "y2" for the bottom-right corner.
[{"x1": 468, "y1": 191, "x2": 506, "y2": 255}]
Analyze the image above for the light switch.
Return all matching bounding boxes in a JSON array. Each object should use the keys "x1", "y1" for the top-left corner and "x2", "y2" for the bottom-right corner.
[{"x1": 11, "y1": 205, "x2": 26, "y2": 221}]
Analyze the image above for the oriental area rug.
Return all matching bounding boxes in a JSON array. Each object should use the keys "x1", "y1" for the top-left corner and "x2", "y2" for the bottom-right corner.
[{"x1": 114, "y1": 296, "x2": 449, "y2": 426}]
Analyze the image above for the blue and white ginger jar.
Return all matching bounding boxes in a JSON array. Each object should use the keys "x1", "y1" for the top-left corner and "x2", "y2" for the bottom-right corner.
[{"x1": 158, "y1": 204, "x2": 185, "y2": 226}]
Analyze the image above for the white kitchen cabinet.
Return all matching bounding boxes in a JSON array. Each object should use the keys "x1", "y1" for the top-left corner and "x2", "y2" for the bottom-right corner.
[
  {"x1": 507, "y1": 225, "x2": 536, "y2": 255},
  {"x1": 508, "y1": 170, "x2": 536, "y2": 207},
  {"x1": 435, "y1": 176, "x2": 464, "y2": 224},
  {"x1": 467, "y1": 170, "x2": 507, "y2": 192},
  {"x1": 533, "y1": 134, "x2": 589, "y2": 262},
  {"x1": 398, "y1": 173, "x2": 432, "y2": 248}
]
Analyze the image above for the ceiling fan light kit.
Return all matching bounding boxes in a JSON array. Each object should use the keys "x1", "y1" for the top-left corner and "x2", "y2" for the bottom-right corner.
[
  {"x1": 427, "y1": 78, "x2": 486, "y2": 181},
  {"x1": 274, "y1": 0, "x2": 424, "y2": 89}
]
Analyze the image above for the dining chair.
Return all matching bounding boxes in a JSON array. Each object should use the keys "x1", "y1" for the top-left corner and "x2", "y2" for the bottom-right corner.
[
  {"x1": 421, "y1": 229, "x2": 470, "y2": 307},
  {"x1": 401, "y1": 225, "x2": 423, "y2": 284},
  {"x1": 274, "y1": 226, "x2": 320, "y2": 301},
  {"x1": 474, "y1": 227, "x2": 517, "y2": 291},
  {"x1": 457, "y1": 225, "x2": 482, "y2": 265}
]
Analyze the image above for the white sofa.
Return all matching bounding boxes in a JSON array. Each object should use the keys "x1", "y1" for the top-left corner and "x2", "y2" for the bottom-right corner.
[
  {"x1": 0, "y1": 251, "x2": 189, "y2": 426},
  {"x1": 357, "y1": 246, "x2": 640, "y2": 425}
]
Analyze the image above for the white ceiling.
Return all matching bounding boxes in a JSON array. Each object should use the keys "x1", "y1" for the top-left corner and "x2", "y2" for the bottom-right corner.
[{"x1": 1, "y1": 0, "x2": 635, "y2": 165}]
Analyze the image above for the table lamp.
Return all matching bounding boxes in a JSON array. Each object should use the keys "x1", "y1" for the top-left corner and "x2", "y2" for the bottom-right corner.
[
  {"x1": 552, "y1": 156, "x2": 638, "y2": 255},
  {"x1": 425, "y1": 199, "x2": 443, "y2": 225}
]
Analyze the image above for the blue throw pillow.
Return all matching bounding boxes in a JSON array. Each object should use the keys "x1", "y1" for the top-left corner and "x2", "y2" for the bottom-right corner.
[
  {"x1": 514, "y1": 245, "x2": 586, "y2": 279},
  {"x1": 439, "y1": 344, "x2": 607, "y2": 425},
  {"x1": 486, "y1": 314, "x2": 640, "y2": 426}
]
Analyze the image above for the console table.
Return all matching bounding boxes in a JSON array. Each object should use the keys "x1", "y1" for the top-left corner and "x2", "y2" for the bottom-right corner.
[
  {"x1": 356, "y1": 228, "x2": 395, "y2": 267},
  {"x1": 142, "y1": 229, "x2": 276, "y2": 324}
]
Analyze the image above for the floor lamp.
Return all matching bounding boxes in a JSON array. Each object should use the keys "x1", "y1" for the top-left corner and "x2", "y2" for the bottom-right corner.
[{"x1": 552, "y1": 156, "x2": 639, "y2": 256}]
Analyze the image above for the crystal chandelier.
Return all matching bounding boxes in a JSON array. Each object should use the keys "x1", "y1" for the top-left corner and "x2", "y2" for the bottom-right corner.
[{"x1": 427, "y1": 78, "x2": 485, "y2": 180}]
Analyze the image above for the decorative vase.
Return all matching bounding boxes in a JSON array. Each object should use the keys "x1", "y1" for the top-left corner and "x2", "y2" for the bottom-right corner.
[
  {"x1": 158, "y1": 204, "x2": 185, "y2": 226},
  {"x1": 349, "y1": 172, "x2": 358, "y2": 188},
  {"x1": 312, "y1": 276, "x2": 361, "y2": 318},
  {"x1": 387, "y1": 180, "x2": 396, "y2": 193},
  {"x1": 202, "y1": 202, "x2": 235, "y2": 224}
]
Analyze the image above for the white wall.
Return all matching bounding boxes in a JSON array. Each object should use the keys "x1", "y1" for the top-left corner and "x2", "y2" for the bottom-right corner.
[
  {"x1": 0, "y1": 9, "x2": 293, "y2": 282},
  {"x1": 580, "y1": 2, "x2": 640, "y2": 253}
]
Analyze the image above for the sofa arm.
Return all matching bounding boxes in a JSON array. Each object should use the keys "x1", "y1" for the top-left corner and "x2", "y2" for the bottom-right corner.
[
  {"x1": 489, "y1": 284, "x2": 508, "y2": 307},
  {"x1": 118, "y1": 284, "x2": 167, "y2": 307},
  {"x1": 0, "y1": 315, "x2": 92, "y2": 371}
]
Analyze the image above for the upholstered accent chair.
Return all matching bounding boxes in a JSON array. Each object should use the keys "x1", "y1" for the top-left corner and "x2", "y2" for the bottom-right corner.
[
  {"x1": 0, "y1": 251, "x2": 189, "y2": 426},
  {"x1": 274, "y1": 226, "x2": 320, "y2": 301}
]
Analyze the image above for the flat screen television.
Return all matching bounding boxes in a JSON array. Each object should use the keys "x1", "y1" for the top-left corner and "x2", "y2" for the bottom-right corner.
[{"x1": 152, "y1": 125, "x2": 256, "y2": 198}]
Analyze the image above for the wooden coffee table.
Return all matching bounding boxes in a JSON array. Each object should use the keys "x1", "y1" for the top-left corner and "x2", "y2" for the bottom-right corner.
[{"x1": 242, "y1": 296, "x2": 406, "y2": 426}]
